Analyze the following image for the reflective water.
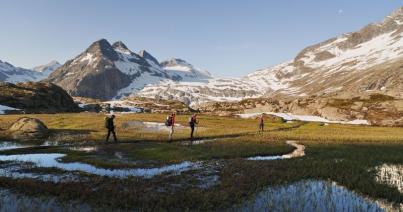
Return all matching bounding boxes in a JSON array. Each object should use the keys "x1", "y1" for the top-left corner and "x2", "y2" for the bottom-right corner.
[
  {"x1": 0, "y1": 188, "x2": 92, "y2": 211},
  {"x1": 237, "y1": 180, "x2": 397, "y2": 211},
  {"x1": 0, "y1": 141, "x2": 33, "y2": 151},
  {"x1": 122, "y1": 121, "x2": 185, "y2": 132},
  {"x1": 68, "y1": 146, "x2": 98, "y2": 153},
  {"x1": 247, "y1": 140, "x2": 305, "y2": 160},
  {"x1": 0, "y1": 162, "x2": 83, "y2": 183},
  {"x1": 0, "y1": 153, "x2": 199, "y2": 178},
  {"x1": 376, "y1": 164, "x2": 403, "y2": 193}
]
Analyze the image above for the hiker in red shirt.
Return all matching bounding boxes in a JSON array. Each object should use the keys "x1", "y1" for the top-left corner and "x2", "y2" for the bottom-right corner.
[
  {"x1": 165, "y1": 113, "x2": 176, "y2": 142},
  {"x1": 258, "y1": 114, "x2": 264, "y2": 132}
]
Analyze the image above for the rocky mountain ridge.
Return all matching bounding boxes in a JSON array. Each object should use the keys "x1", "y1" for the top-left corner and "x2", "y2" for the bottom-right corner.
[{"x1": 45, "y1": 39, "x2": 212, "y2": 100}]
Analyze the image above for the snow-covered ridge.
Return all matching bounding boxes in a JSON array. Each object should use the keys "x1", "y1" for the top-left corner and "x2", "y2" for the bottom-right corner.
[
  {"x1": 299, "y1": 30, "x2": 403, "y2": 73},
  {"x1": 32, "y1": 60, "x2": 61, "y2": 73},
  {"x1": 161, "y1": 58, "x2": 212, "y2": 81},
  {"x1": 0, "y1": 60, "x2": 55, "y2": 83}
]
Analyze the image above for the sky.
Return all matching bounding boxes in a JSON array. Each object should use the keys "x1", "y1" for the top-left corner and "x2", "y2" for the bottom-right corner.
[{"x1": 0, "y1": 0, "x2": 401, "y2": 77}]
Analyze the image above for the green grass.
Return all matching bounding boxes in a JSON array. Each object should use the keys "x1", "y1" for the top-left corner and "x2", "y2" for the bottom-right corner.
[
  {"x1": 0, "y1": 113, "x2": 402, "y2": 210},
  {"x1": 0, "y1": 142, "x2": 401, "y2": 210}
]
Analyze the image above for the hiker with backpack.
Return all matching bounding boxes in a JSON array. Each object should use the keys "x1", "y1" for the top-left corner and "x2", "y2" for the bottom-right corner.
[
  {"x1": 105, "y1": 114, "x2": 118, "y2": 143},
  {"x1": 258, "y1": 113, "x2": 265, "y2": 132},
  {"x1": 189, "y1": 114, "x2": 198, "y2": 140},
  {"x1": 165, "y1": 113, "x2": 176, "y2": 142}
]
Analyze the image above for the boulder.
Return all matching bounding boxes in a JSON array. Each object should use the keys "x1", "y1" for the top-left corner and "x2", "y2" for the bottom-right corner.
[{"x1": 8, "y1": 117, "x2": 48, "y2": 139}]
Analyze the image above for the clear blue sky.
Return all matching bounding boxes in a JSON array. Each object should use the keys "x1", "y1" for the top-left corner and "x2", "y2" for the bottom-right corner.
[{"x1": 0, "y1": 0, "x2": 401, "y2": 77}]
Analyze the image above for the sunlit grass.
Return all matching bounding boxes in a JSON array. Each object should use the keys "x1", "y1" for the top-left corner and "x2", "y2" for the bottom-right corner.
[{"x1": 0, "y1": 113, "x2": 402, "y2": 210}]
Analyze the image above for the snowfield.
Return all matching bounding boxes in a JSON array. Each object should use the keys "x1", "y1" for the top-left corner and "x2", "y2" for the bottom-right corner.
[{"x1": 237, "y1": 112, "x2": 370, "y2": 125}]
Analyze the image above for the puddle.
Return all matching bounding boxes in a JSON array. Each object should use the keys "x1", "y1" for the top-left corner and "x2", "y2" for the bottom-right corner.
[
  {"x1": 0, "y1": 188, "x2": 92, "y2": 211},
  {"x1": 0, "y1": 153, "x2": 200, "y2": 178},
  {"x1": 122, "y1": 121, "x2": 185, "y2": 132},
  {"x1": 236, "y1": 180, "x2": 399, "y2": 211},
  {"x1": 375, "y1": 164, "x2": 403, "y2": 193},
  {"x1": 41, "y1": 141, "x2": 64, "y2": 146},
  {"x1": 0, "y1": 142, "x2": 33, "y2": 151},
  {"x1": 181, "y1": 138, "x2": 220, "y2": 146},
  {"x1": 68, "y1": 146, "x2": 98, "y2": 153},
  {"x1": 247, "y1": 140, "x2": 305, "y2": 160},
  {"x1": 0, "y1": 161, "x2": 84, "y2": 183}
]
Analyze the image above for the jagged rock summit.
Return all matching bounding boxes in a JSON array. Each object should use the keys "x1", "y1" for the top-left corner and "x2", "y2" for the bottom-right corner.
[{"x1": 45, "y1": 39, "x2": 212, "y2": 100}]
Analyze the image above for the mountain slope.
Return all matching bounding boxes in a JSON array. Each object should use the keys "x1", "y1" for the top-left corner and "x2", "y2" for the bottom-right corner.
[
  {"x1": 0, "y1": 81, "x2": 79, "y2": 113},
  {"x1": 32, "y1": 60, "x2": 61, "y2": 76},
  {"x1": 250, "y1": 7, "x2": 403, "y2": 99},
  {"x1": 137, "y1": 7, "x2": 403, "y2": 105},
  {"x1": 45, "y1": 39, "x2": 173, "y2": 100},
  {"x1": 43, "y1": 7, "x2": 403, "y2": 105},
  {"x1": 0, "y1": 60, "x2": 42, "y2": 83},
  {"x1": 0, "y1": 60, "x2": 59, "y2": 83},
  {"x1": 45, "y1": 39, "x2": 215, "y2": 100}
]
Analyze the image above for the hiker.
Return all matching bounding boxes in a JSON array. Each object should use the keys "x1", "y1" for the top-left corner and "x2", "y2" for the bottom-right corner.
[
  {"x1": 189, "y1": 114, "x2": 198, "y2": 140},
  {"x1": 258, "y1": 114, "x2": 264, "y2": 132},
  {"x1": 165, "y1": 113, "x2": 176, "y2": 142},
  {"x1": 105, "y1": 114, "x2": 118, "y2": 143}
]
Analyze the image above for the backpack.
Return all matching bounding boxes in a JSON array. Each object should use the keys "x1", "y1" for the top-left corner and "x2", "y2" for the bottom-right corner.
[
  {"x1": 165, "y1": 116, "x2": 173, "y2": 126},
  {"x1": 189, "y1": 116, "x2": 196, "y2": 124},
  {"x1": 104, "y1": 117, "x2": 110, "y2": 128}
]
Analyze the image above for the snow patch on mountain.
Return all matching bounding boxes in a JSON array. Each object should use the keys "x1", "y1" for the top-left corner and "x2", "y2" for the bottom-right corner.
[
  {"x1": 301, "y1": 30, "x2": 403, "y2": 73},
  {"x1": 32, "y1": 60, "x2": 61, "y2": 78},
  {"x1": 237, "y1": 112, "x2": 369, "y2": 125},
  {"x1": 0, "y1": 60, "x2": 52, "y2": 83}
]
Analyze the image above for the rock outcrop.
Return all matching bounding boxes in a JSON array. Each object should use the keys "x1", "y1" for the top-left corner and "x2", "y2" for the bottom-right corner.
[
  {"x1": 200, "y1": 94, "x2": 403, "y2": 127},
  {"x1": 0, "y1": 81, "x2": 79, "y2": 113},
  {"x1": 8, "y1": 117, "x2": 48, "y2": 139}
]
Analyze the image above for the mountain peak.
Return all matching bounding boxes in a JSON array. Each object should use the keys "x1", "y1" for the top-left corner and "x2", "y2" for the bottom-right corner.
[
  {"x1": 112, "y1": 41, "x2": 132, "y2": 55},
  {"x1": 138, "y1": 50, "x2": 160, "y2": 66},
  {"x1": 86, "y1": 39, "x2": 119, "y2": 61},
  {"x1": 389, "y1": 6, "x2": 403, "y2": 18},
  {"x1": 32, "y1": 60, "x2": 61, "y2": 73},
  {"x1": 161, "y1": 58, "x2": 191, "y2": 67}
]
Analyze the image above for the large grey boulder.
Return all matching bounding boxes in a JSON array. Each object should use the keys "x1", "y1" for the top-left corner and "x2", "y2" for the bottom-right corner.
[{"x1": 8, "y1": 117, "x2": 48, "y2": 139}]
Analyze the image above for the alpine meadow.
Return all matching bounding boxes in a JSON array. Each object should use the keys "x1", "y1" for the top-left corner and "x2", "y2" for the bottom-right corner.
[{"x1": 0, "y1": 1, "x2": 402, "y2": 211}]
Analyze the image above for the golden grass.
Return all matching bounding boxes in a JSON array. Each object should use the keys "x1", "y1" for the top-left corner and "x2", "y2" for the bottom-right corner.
[{"x1": 0, "y1": 113, "x2": 402, "y2": 143}]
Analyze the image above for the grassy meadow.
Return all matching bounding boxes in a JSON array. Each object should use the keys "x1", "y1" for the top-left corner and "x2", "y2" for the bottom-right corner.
[{"x1": 0, "y1": 112, "x2": 402, "y2": 210}]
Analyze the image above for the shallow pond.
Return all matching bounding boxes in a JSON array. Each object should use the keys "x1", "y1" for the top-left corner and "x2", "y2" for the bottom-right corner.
[
  {"x1": 0, "y1": 153, "x2": 199, "y2": 178},
  {"x1": 0, "y1": 188, "x2": 91, "y2": 211},
  {"x1": 122, "y1": 120, "x2": 186, "y2": 132},
  {"x1": 237, "y1": 180, "x2": 399, "y2": 211},
  {"x1": 247, "y1": 140, "x2": 305, "y2": 160},
  {"x1": 0, "y1": 141, "x2": 66, "y2": 152},
  {"x1": 376, "y1": 164, "x2": 403, "y2": 193},
  {"x1": 0, "y1": 141, "x2": 33, "y2": 151}
]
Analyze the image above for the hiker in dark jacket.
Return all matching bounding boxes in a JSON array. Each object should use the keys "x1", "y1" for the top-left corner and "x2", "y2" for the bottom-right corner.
[
  {"x1": 189, "y1": 114, "x2": 198, "y2": 140},
  {"x1": 105, "y1": 115, "x2": 118, "y2": 143}
]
